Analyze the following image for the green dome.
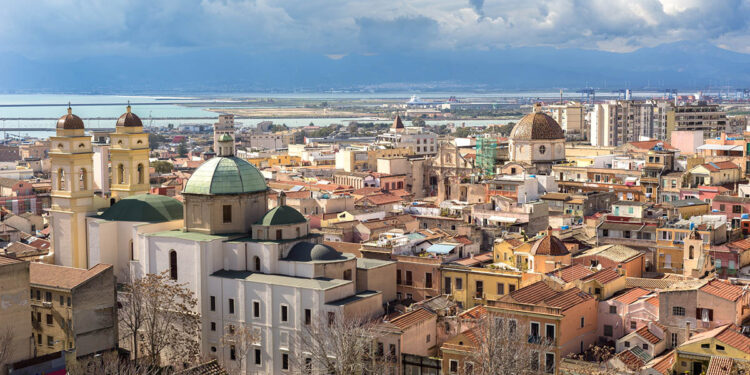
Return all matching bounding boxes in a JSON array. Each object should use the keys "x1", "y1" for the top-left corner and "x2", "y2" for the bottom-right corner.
[
  {"x1": 183, "y1": 156, "x2": 267, "y2": 195},
  {"x1": 99, "y1": 194, "x2": 183, "y2": 223},
  {"x1": 219, "y1": 133, "x2": 233, "y2": 142},
  {"x1": 257, "y1": 205, "x2": 306, "y2": 226}
]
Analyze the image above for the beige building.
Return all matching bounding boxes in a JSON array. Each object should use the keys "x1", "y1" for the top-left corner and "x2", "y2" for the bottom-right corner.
[
  {"x1": 549, "y1": 102, "x2": 586, "y2": 140},
  {"x1": 0, "y1": 256, "x2": 33, "y2": 375},
  {"x1": 29, "y1": 263, "x2": 117, "y2": 358},
  {"x1": 667, "y1": 103, "x2": 727, "y2": 140}
]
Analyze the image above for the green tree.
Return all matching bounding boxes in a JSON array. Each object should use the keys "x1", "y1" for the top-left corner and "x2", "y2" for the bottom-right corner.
[
  {"x1": 148, "y1": 133, "x2": 169, "y2": 149},
  {"x1": 176, "y1": 140, "x2": 187, "y2": 157},
  {"x1": 412, "y1": 118, "x2": 426, "y2": 127},
  {"x1": 150, "y1": 161, "x2": 173, "y2": 174},
  {"x1": 454, "y1": 126, "x2": 474, "y2": 138}
]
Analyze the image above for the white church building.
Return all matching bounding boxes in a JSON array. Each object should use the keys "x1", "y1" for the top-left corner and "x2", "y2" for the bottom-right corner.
[{"x1": 50, "y1": 108, "x2": 392, "y2": 374}]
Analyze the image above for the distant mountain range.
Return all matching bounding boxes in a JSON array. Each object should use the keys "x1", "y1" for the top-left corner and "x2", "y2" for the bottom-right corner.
[{"x1": 1, "y1": 41, "x2": 749, "y2": 94}]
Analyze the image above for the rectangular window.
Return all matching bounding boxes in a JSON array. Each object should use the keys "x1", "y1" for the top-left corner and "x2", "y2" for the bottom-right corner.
[
  {"x1": 456, "y1": 278, "x2": 463, "y2": 290},
  {"x1": 449, "y1": 360, "x2": 458, "y2": 373},
  {"x1": 37, "y1": 334, "x2": 41, "y2": 345},
  {"x1": 60, "y1": 296, "x2": 64, "y2": 305},
  {"x1": 444, "y1": 277, "x2": 452, "y2": 294},
  {"x1": 281, "y1": 305, "x2": 288, "y2": 322},
  {"x1": 734, "y1": 205, "x2": 742, "y2": 213},
  {"x1": 222, "y1": 205, "x2": 232, "y2": 223},
  {"x1": 603, "y1": 325, "x2": 613, "y2": 337},
  {"x1": 67, "y1": 297, "x2": 71, "y2": 306},
  {"x1": 396, "y1": 270, "x2": 402, "y2": 284},
  {"x1": 254, "y1": 349, "x2": 261, "y2": 365},
  {"x1": 545, "y1": 353, "x2": 555, "y2": 374},
  {"x1": 642, "y1": 343, "x2": 648, "y2": 350},
  {"x1": 609, "y1": 306, "x2": 617, "y2": 314},
  {"x1": 36, "y1": 290, "x2": 40, "y2": 300},
  {"x1": 230, "y1": 345, "x2": 236, "y2": 360},
  {"x1": 425, "y1": 272, "x2": 432, "y2": 288},
  {"x1": 282, "y1": 353, "x2": 289, "y2": 370},
  {"x1": 509, "y1": 285, "x2": 516, "y2": 293},
  {"x1": 405, "y1": 271, "x2": 413, "y2": 286},
  {"x1": 602, "y1": 229, "x2": 609, "y2": 237},
  {"x1": 46, "y1": 314, "x2": 53, "y2": 325},
  {"x1": 253, "y1": 301, "x2": 260, "y2": 318},
  {"x1": 45, "y1": 291, "x2": 52, "y2": 302},
  {"x1": 47, "y1": 335, "x2": 54, "y2": 347},
  {"x1": 475, "y1": 280, "x2": 484, "y2": 299},
  {"x1": 630, "y1": 321, "x2": 637, "y2": 329},
  {"x1": 530, "y1": 322, "x2": 540, "y2": 341},
  {"x1": 624, "y1": 341, "x2": 630, "y2": 348},
  {"x1": 210, "y1": 322, "x2": 216, "y2": 331},
  {"x1": 580, "y1": 317, "x2": 584, "y2": 328},
  {"x1": 229, "y1": 299, "x2": 235, "y2": 314},
  {"x1": 210, "y1": 296, "x2": 216, "y2": 311},
  {"x1": 497, "y1": 283, "x2": 505, "y2": 295},
  {"x1": 305, "y1": 309, "x2": 311, "y2": 325},
  {"x1": 672, "y1": 306, "x2": 685, "y2": 316},
  {"x1": 545, "y1": 324, "x2": 555, "y2": 341}
]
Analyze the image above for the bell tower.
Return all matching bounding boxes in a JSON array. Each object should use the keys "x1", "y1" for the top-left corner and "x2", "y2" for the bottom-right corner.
[
  {"x1": 50, "y1": 106, "x2": 95, "y2": 268},
  {"x1": 110, "y1": 105, "x2": 150, "y2": 200}
]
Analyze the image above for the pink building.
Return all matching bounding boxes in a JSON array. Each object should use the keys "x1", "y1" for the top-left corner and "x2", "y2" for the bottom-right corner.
[
  {"x1": 670, "y1": 130, "x2": 703, "y2": 155},
  {"x1": 597, "y1": 287, "x2": 658, "y2": 345}
]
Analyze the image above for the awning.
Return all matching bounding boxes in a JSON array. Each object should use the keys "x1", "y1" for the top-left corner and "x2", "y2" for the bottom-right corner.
[
  {"x1": 426, "y1": 243, "x2": 457, "y2": 254},
  {"x1": 696, "y1": 144, "x2": 743, "y2": 151}
]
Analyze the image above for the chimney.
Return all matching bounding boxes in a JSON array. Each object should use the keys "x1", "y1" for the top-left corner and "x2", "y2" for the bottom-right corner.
[
  {"x1": 685, "y1": 321, "x2": 691, "y2": 342},
  {"x1": 278, "y1": 191, "x2": 287, "y2": 207}
]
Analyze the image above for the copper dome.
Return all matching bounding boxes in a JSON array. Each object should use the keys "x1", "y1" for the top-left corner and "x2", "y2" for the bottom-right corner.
[
  {"x1": 509, "y1": 112, "x2": 564, "y2": 141},
  {"x1": 116, "y1": 106, "x2": 143, "y2": 127},
  {"x1": 56, "y1": 107, "x2": 84, "y2": 130}
]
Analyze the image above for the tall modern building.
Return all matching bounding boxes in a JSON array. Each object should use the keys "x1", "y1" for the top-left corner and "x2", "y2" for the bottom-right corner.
[
  {"x1": 589, "y1": 100, "x2": 666, "y2": 147},
  {"x1": 666, "y1": 102, "x2": 727, "y2": 140},
  {"x1": 548, "y1": 102, "x2": 586, "y2": 140}
]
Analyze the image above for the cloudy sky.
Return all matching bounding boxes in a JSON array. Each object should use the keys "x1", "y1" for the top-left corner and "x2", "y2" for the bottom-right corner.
[{"x1": 3, "y1": 0, "x2": 750, "y2": 59}]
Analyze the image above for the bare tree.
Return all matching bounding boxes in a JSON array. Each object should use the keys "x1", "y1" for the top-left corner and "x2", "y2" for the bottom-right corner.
[
  {"x1": 219, "y1": 323, "x2": 258, "y2": 375},
  {"x1": 291, "y1": 313, "x2": 395, "y2": 375},
  {"x1": 466, "y1": 313, "x2": 556, "y2": 375},
  {"x1": 0, "y1": 327, "x2": 13, "y2": 370},
  {"x1": 67, "y1": 351, "x2": 156, "y2": 375},
  {"x1": 119, "y1": 271, "x2": 201, "y2": 369},
  {"x1": 566, "y1": 344, "x2": 615, "y2": 375}
]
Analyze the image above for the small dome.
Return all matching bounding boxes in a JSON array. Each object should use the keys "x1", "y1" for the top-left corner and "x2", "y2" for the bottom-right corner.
[
  {"x1": 183, "y1": 156, "x2": 267, "y2": 195},
  {"x1": 116, "y1": 106, "x2": 143, "y2": 127},
  {"x1": 257, "y1": 205, "x2": 306, "y2": 226},
  {"x1": 285, "y1": 242, "x2": 347, "y2": 262},
  {"x1": 510, "y1": 112, "x2": 564, "y2": 141},
  {"x1": 530, "y1": 234, "x2": 569, "y2": 256},
  {"x1": 99, "y1": 194, "x2": 183, "y2": 222},
  {"x1": 219, "y1": 133, "x2": 233, "y2": 142},
  {"x1": 57, "y1": 107, "x2": 84, "y2": 130}
]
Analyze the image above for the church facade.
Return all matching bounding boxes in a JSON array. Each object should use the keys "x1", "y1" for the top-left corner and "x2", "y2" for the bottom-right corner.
[{"x1": 51, "y1": 109, "x2": 389, "y2": 374}]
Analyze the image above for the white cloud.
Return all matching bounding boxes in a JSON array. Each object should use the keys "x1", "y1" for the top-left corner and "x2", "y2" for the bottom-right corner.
[{"x1": 0, "y1": 0, "x2": 749, "y2": 59}]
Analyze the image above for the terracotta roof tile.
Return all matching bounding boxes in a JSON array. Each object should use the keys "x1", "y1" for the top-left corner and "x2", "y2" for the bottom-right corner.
[
  {"x1": 647, "y1": 350, "x2": 675, "y2": 375},
  {"x1": 531, "y1": 234, "x2": 570, "y2": 256},
  {"x1": 635, "y1": 326, "x2": 661, "y2": 344},
  {"x1": 547, "y1": 264, "x2": 594, "y2": 283},
  {"x1": 616, "y1": 349, "x2": 645, "y2": 372},
  {"x1": 715, "y1": 326, "x2": 750, "y2": 355},
  {"x1": 706, "y1": 357, "x2": 733, "y2": 375},
  {"x1": 580, "y1": 268, "x2": 622, "y2": 285},
  {"x1": 701, "y1": 161, "x2": 739, "y2": 172},
  {"x1": 30, "y1": 263, "x2": 111, "y2": 290},
  {"x1": 614, "y1": 287, "x2": 653, "y2": 304},
  {"x1": 627, "y1": 140, "x2": 677, "y2": 151},
  {"x1": 700, "y1": 279, "x2": 744, "y2": 302},
  {"x1": 387, "y1": 308, "x2": 436, "y2": 331},
  {"x1": 506, "y1": 281, "x2": 592, "y2": 312}
]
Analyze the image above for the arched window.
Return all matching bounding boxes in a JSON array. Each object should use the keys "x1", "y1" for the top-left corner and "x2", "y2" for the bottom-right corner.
[
  {"x1": 169, "y1": 250, "x2": 178, "y2": 280},
  {"x1": 689, "y1": 245, "x2": 695, "y2": 260},
  {"x1": 137, "y1": 164, "x2": 144, "y2": 184},
  {"x1": 78, "y1": 168, "x2": 87, "y2": 191},
  {"x1": 254, "y1": 256, "x2": 261, "y2": 271},
  {"x1": 117, "y1": 164, "x2": 125, "y2": 184},
  {"x1": 57, "y1": 169, "x2": 65, "y2": 190}
]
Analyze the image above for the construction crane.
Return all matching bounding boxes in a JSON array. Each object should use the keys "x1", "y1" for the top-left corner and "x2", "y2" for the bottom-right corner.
[
  {"x1": 576, "y1": 88, "x2": 596, "y2": 104},
  {"x1": 663, "y1": 89, "x2": 678, "y2": 99}
]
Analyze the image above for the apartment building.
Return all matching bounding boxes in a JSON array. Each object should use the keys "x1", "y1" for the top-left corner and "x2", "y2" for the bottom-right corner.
[{"x1": 667, "y1": 102, "x2": 727, "y2": 140}]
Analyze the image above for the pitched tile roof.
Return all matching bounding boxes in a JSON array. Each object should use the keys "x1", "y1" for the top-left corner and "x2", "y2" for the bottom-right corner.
[
  {"x1": 706, "y1": 356, "x2": 733, "y2": 375},
  {"x1": 506, "y1": 281, "x2": 592, "y2": 312},
  {"x1": 547, "y1": 264, "x2": 594, "y2": 283},
  {"x1": 627, "y1": 140, "x2": 677, "y2": 151},
  {"x1": 459, "y1": 305, "x2": 487, "y2": 320},
  {"x1": 645, "y1": 296, "x2": 659, "y2": 307},
  {"x1": 30, "y1": 263, "x2": 111, "y2": 290},
  {"x1": 615, "y1": 349, "x2": 645, "y2": 372},
  {"x1": 635, "y1": 326, "x2": 661, "y2": 345},
  {"x1": 701, "y1": 161, "x2": 739, "y2": 172},
  {"x1": 614, "y1": 287, "x2": 653, "y2": 304},
  {"x1": 386, "y1": 308, "x2": 436, "y2": 331},
  {"x1": 580, "y1": 268, "x2": 622, "y2": 285},
  {"x1": 175, "y1": 359, "x2": 228, "y2": 375},
  {"x1": 699, "y1": 279, "x2": 744, "y2": 302},
  {"x1": 646, "y1": 351, "x2": 675, "y2": 375},
  {"x1": 577, "y1": 244, "x2": 642, "y2": 263},
  {"x1": 683, "y1": 324, "x2": 750, "y2": 355}
]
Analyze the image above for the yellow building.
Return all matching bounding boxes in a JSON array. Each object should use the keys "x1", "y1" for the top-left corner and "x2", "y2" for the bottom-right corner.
[
  {"x1": 109, "y1": 105, "x2": 150, "y2": 200},
  {"x1": 674, "y1": 324, "x2": 750, "y2": 374},
  {"x1": 440, "y1": 263, "x2": 522, "y2": 309},
  {"x1": 367, "y1": 147, "x2": 413, "y2": 169},
  {"x1": 687, "y1": 161, "x2": 741, "y2": 187},
  {"x1": 49, "y1": 107, "x2": 100, "y2": 269},
  {"x1": 246, "y1": 154, "x2": 302, "y2": 168},
  {"x1": 30, "y1": 263, "x2": 117, "y2": 358},
  {"x1": 321, "y1": 211, "x2": 355, "y2": 228}
]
